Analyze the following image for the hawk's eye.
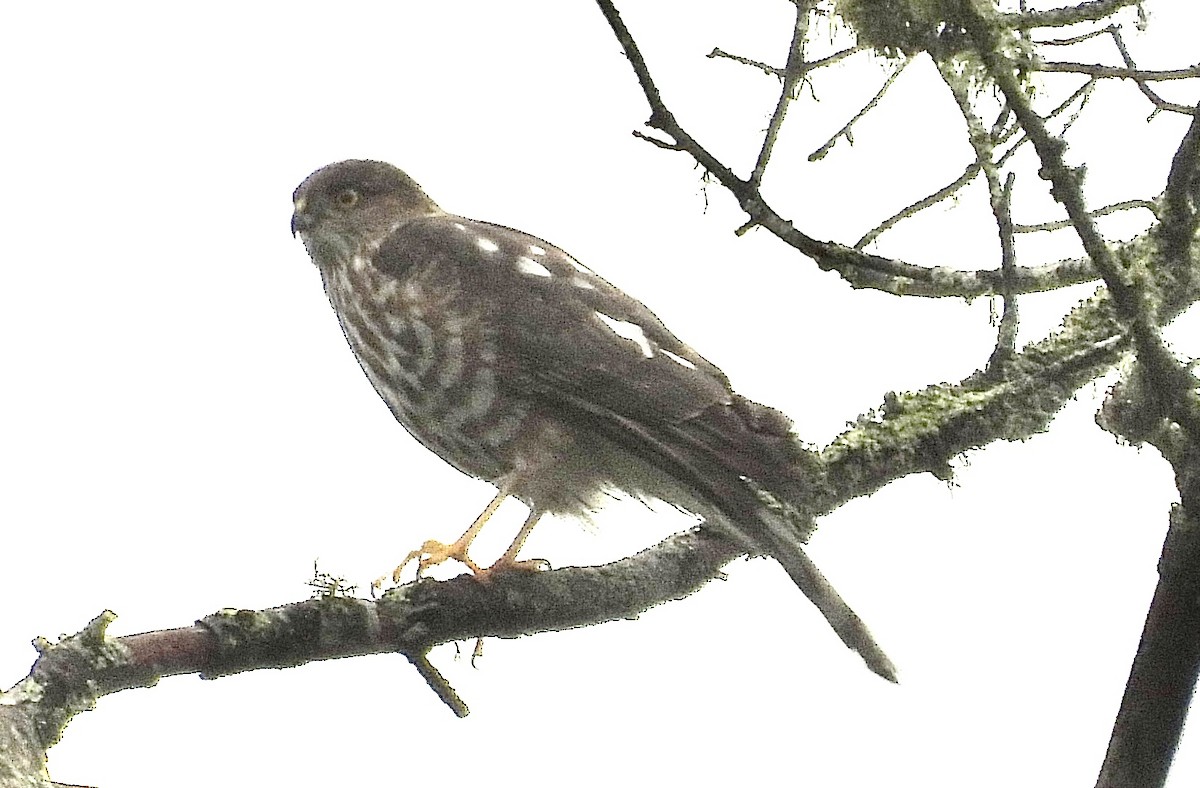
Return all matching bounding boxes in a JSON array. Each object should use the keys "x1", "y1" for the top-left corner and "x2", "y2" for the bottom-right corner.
[{"x1": 335, "y1": 188, "x2": 360, "y2": 208}]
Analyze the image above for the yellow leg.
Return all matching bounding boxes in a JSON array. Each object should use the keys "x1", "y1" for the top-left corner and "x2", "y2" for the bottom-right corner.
[
  {"x1": 478, "y1": 509, "x2": 551, "y2": 579},
  {"x1": 392, "y1": 489, "x2": 508, "y2": 581}
]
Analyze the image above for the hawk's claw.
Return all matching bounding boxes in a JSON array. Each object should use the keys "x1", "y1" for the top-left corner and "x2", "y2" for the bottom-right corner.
[
  {"x1": 387, "y1": 543, "x2": 550, "y2": 586},
  {"x1": 474, "y1": 555, "x2": 551, "y2": 584},
  {"x1": 392, "y1": 538, "x2": 484, "y2": 583}
]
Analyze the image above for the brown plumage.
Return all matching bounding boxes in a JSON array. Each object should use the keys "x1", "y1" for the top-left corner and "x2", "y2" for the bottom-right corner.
[{"x1": 291, "y1": 159, "x2": 894, "y2": 681}]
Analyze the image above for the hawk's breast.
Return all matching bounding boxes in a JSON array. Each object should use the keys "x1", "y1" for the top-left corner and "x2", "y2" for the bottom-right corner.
[{"x1": 319, "y1": 248, "x2": 526, "y2": 482}]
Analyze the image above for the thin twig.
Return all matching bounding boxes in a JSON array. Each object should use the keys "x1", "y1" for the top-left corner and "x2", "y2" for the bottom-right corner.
[
  {"x1": 707, "y1": 45, "x2": 862, "y2": 78},
  {"x1": 751, "y1": 1, "x2": 812, "y2": 186},
  {"x1": 809, "y1": 62, "x2": 910, "y2": 161},
  {"x1": 1036, "y1": 27, "x2": 1114, "y2": 46},
  {"x1": 937, "y1": 61, "x2": 1021, "y2": 368},
  {"x1": 856, "y1": 160, "x2": 982, "y2": 249},
  {"x1": 1015, "y1": 199, "x2": 1159, "y2": 232},
  {"x1": 1104, "y1": 25, "x2": 1198, "y2": 117},
  {"x1": 860, "y1": 80, "x2": 1097, "y2": 250},
  {"x1": 1035, "y1": 61, "x2": 1200, "y2": 82},
  {"x1": 987, "y1": 173, "x2": 1021, "y2": 372},
  {"x1": 1001, "y1": 0, "x2": 1143, "y2": 30},
  {"x1": 406, "y1": 652, "x2": 469, "y2": 717},
  {"x1": 707, "y1": 48, "x2": 778, "y2": 76},
  {"x1": 962, "y1": 11, "x2": 1134, "y2": 312}
]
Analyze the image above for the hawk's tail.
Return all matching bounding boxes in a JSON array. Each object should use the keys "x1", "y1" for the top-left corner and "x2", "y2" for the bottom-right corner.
[
  {"x1": 725, "y1": 505, "x2": 897, "y2": 682},
  {"x1": 561, "y1": 386, "x2": 894, "y2": 680},
  {"x1": 677, "y1": 396, "x2": 897, "y2": 682}
]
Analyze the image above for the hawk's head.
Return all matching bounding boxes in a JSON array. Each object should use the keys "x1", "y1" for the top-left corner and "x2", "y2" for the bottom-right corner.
[{"x1": 291, "y1": 160, "x2": 441, "y2": 264}]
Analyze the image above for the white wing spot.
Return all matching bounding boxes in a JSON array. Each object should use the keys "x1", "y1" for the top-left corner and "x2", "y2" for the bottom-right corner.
[
  {"x1": 661, "y1": 350, "x2": 699, "y2": 370},
  {"x1": 351, "y1": 254, "x2": 370, "y2": 272},
  {"x1": 595, "y1": 312, "x2": 655, "y2": 358},
  {"x1": 453, "y1": 222, "x2": 468, "y2": 231},
  {"x1": 569, "y1": 259, "x2": 593, "y2": 275},
  {"x1": 528, "y1": 244, "x2": 547, "y2": 256},
  {"x1": 373, "y1": 279, "x2": 399, "y2": 303},
  {"x1": 476, "y1": 237, "x2": 500, "y2": 253},
  {"x1": 571, "y1": 276, "x2": 596, "y2": 290},
  {"x1": 515, "y1": 256, "x2": 553, "y2": 277}
]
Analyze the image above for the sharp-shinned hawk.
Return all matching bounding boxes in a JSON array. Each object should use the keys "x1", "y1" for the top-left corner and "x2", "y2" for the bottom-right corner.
[{"x1": 291, "y1": 159, "x2": 894, "y2": 681}]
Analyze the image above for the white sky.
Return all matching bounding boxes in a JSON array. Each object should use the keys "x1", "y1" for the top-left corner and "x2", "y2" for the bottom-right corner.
[{"x1": 3, "y1": 2, "x2": 1198, "y2": 786}]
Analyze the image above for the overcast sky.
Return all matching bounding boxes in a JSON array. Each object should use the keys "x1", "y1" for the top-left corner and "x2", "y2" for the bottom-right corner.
[{"x1": 3, "y1": 2, "x2": 1198, "y2": 786}]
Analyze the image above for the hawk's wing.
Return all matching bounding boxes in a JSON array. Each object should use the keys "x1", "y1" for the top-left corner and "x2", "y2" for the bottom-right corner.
[
  {"x1": 374, "y1": 215, "x2": 737, "y2": 426},
  {"x1": 373, "y1": 214, "x2": 820, "y2": 524}
]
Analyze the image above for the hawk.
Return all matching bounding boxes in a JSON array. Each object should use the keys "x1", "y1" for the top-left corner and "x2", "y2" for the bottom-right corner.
[{"x1": 291, "y1": 160, "x2": 894, "y2": 681}]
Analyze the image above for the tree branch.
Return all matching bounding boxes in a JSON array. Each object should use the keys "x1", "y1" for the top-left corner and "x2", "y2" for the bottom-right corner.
[
  {"x1": 1034, "y1": 61, "x2": 1200, "y2": 82},
  {"x1": 1000, "y1": 0, "x2": 1144, "y2": 30},
  {"x1": 1095, "y1": 377, "x2": 1200, "y2": 788},
  {"x1": 0, "y1": 528, "x2": 746, "y2": 782},
  {"x1": 962, "y1": 0, "x2": 1200, "y2": 445},
  {"x1": 595, "y1": 0, "x2": 1118, "y2": 299}
]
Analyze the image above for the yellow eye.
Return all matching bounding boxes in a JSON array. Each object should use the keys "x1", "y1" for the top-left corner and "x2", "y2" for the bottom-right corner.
[{"x1": 336, "y1": 188, "x2": 360, "y2": 208}]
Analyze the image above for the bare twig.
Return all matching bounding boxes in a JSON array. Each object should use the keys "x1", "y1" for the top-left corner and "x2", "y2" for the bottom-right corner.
[
  {"x1": 937, "y1": 60, "x2": 1021, "y2": 370},
  {"x1": 406, "y1": 652, "x2": 469, "y2": 717},
  {"x1": 1105, "y1": 24, "x2": 1198, "y2": 118},
  {"x1": 963, "y1": 13, "x2": 1134, "y2": 301},
  {"x1": 1015, "y1": 199, "x2": 1158, "y2": 233},
  {"x1": 987, "y1": 173, "x2": 1020, "y2": 371},
  {"x1": 855, "y1": 160, "x2": 982, "y2": 249},
  {"x1": 1036, "y1": 27, "x2": 1114, "y2": 46},
  {"x1": 809, "y1": 62, "x2": 910, "y2": 161},
  {"x1": 751, "y1": 1, "x2": 813, "y2": 186},
  {"x1": 708, "y1": 44, "x2": 861, "y2": 77},
  {"x1": 1001, "y1": 0, "x2": 1143, "y2": 30},
  {"x1": 794, "y1": 45, "x2": 863, "y2": 73},
  {"x1": 859, "y1": 78, "x2": 1097, "y2": 250},
  {"x1": 706, "y1": 48, "x2": 778, "y2": 76},
  {"x1": 1034, "y1": 61, "x2": 1200, "y2": 82}
]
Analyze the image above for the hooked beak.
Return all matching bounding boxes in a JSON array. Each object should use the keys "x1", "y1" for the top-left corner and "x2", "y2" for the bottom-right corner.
[{"x1": 291, "y1": 200, "x2": 313, "y2": 237}]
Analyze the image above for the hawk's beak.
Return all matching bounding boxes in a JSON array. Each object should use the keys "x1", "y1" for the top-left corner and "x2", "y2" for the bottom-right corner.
[{"x1": 291, "y1": 200, "x2": 312, "y2": 237}]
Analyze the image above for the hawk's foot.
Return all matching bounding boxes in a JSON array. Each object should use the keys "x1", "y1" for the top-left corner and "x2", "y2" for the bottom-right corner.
[
  {"x1": 392, "y1": 538, "x2": 485, "y2": 582},
  {"x1": 472, "y1": 555, "x2": 552, "y2": 584}
]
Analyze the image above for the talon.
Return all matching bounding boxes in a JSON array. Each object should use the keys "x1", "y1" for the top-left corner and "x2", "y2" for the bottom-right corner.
[
  {"x1": 496, "y1": 557, "x2": 552, "y2": 573},
  {"x1": 391, "y1": 549, "x2": 423, "y2": 583},
  {"x1": 384, "y1": 488, "x2": 551, "y2": 584},
  {"x1": 370, "y1": 575, "x2": 387, "y2": 597},
  {"x1": 393, "y1": 539, "x2": 483, "y2": 583},
  {"x1": 474, "y1": 555, "x2": 551, "y2": 584}
]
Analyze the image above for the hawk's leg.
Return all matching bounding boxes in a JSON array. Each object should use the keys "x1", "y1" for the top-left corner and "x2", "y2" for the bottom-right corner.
[
  {"x1": 392, "y1": 489, "x2": 508, "y2": 581},
  {"x1": 481, "y1": 509, "x2": 551, "y2": 577}
]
